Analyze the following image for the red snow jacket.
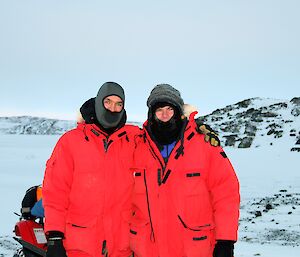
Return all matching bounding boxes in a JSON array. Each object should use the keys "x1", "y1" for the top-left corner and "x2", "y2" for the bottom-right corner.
[
  {"x1": 129, "y1": 113, "x2": 240, "y2": 257},
  {"x1": 43, "y1": 122, "x2": 141, "y2": 257}
]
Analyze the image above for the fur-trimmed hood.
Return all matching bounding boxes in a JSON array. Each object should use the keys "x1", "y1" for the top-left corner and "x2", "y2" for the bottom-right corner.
[{"x1": 183, "y1": 104, "x2": 198, "y2": 119}]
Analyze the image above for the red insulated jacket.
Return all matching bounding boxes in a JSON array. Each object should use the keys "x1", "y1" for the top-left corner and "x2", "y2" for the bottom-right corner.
[
  {"x1": 129, "y1": 113, "x2": 240, "y2": 257},
  {"x1": 43, "y1": 122, "x2": 141, "y2": 257}
]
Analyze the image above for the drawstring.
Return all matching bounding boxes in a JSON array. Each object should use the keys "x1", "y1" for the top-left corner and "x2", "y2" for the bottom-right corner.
[{"x1": 144, "y1": 169, "x2": 155, "y2": 242}]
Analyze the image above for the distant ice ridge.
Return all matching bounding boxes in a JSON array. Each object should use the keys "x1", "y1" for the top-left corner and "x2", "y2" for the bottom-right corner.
[
  {"x1": 0, "y1": 116, "x2": 76, "y2": 135},
  {"x1": 0, "y1": 116, "x2": 142, "y2": 135}
]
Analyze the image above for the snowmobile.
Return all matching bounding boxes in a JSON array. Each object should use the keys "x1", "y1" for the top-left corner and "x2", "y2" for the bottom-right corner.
[{"x1": 13, "y1": 186, "x2": 47, "y2": 257}]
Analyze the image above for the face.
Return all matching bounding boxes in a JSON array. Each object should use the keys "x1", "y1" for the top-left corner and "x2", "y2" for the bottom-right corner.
[
  {"x1": 103, "y1": 95, "x2": 123, "y2": 112},
  {"x1": 155, "y1": 105, "x2": 174, "y2": 122}
]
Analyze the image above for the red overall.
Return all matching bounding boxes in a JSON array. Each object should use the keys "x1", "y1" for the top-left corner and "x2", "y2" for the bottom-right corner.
[
  {"x1": 43, "y1": 123, "x2": 141, "y2": 257},
  {"x1": 130, "y1": 114, "x2": 240, "y2": 257}
]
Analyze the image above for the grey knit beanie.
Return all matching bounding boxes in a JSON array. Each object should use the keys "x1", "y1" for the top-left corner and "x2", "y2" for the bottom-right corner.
[{"x1": 147, "y1": 84, "x2": 184, "y2": 114}]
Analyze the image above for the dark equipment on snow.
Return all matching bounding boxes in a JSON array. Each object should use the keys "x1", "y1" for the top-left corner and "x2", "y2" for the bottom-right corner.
[{"x1": 13, "y1": 186, "x2": 47, "y2": 257}]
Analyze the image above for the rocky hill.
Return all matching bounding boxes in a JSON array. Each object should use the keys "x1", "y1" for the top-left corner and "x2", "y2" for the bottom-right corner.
[{"x1": 197, "y1": 97, "x2": 300, "y2": 151}]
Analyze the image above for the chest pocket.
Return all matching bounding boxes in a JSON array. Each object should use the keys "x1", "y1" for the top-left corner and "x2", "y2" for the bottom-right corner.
[
  {"x1": 184, "y1": 170, "x2": 207, "y2": 196},
  {"x1": 132, "y1": 169, "x2": 146, "y2": 194}
]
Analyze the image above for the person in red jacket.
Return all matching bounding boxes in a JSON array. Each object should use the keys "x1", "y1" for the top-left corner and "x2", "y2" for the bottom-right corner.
[
  {"x1": 43, "y1": 82, "x2": 140, "y2": 257},
  {"x1": 129, "y1": 84, "x2": 240, "y2": 257}
]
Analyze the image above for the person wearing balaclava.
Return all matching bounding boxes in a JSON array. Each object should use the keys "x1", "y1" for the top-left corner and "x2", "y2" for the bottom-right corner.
[
  {"x1": 129, "y1": 84, "x2": 240, "y2": 257},
  {"x1": 42, "y1": 82, "x2": 141, "y2": 257}
]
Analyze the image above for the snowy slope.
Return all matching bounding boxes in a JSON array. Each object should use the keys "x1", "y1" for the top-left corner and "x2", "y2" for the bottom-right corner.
[{"x1": 0, "y1": 116, "x2": 76, "y2": 135}]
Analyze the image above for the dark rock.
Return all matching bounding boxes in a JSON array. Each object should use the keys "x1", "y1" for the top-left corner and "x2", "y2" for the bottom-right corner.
[
  {"x1": 224, "y1": 135, "x2": 238, "y2": 147},
  {"x1": 291, "y1": 147, "x2": 300, "y2": 152},
  {"x1": 211, "y1": 116, "x2": 223, "y2": 122},
  {"x1": 267, "y1": 129, "x2": 275, "y2": 135},
  {"x1": 236, "y1": 99, "x2": 252, "y2": 108},
  {"x1": 290, "y1": 97, "x2": 300, "y2": 105},
  {"x1": 291, "y1": 107, "x2": 300, "y2": 117},
  {"x1": 274, "y1": 130, "x2": 283, "y2": 138},
  {"x1": 245, "y1": 123, "x2": 257, "y2": 136},
  {"x1": 255, "y1": 211, "x2": 262, "y2": 217},
  {"x1": 261, "y1": 111, "x2": 278, "y2": 117},
  {"x1": 269, "y1": 102, "x2": 288, "y2": 109},
  {"x1": 238, "y1": 137, "x2": 254, "y2": 148},
  {"x1": 265, "y1": 203, "x2": 273, "y2": 210}
]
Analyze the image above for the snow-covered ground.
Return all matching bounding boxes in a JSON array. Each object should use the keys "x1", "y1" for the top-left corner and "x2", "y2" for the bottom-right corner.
[{"x1": 0, "y1": 134, "x2": 299, "y2": 256}]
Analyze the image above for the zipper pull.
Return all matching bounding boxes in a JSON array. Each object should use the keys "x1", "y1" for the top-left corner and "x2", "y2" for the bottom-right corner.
[
  {"x1": 101, "y1": 240, "x2": 107, "y2": 255},
  {"x1": 162, "y1": 169, "x2": 171, "y2": 184},
  {"x1": 103, "y1": 139, "x2": 108, "y2": 152},
  {"x1": 157, "y1": 169, "x2": 162, "y2": 186}
]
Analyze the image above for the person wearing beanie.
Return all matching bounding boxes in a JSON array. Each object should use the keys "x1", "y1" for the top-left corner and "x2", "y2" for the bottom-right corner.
[
  {"x1": 146, "y1": 84, "x2": 186, "y2": 163},
  {"x1": 129, "y1": 84, "x2": 240, "y2": 257},
  {"x1": 42, "y1": 82, "x2": 222, "y2": 257}
]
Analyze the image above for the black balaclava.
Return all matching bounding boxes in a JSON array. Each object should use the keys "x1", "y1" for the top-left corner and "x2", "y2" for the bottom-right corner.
[
  {"x1": 95, "y1": 82, "x2": 126, "y2": 132},
  {"x1": 149, "y1": 102, "x2": 183, "y2": 145},
  {"x1": 147, "y1": 84, "x2": 185, "y2": 145}
]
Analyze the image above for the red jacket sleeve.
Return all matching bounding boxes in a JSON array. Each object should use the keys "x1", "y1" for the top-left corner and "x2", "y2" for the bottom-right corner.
[
  {"x1": 42, "y1": 134, "x2": 74, "y2": 234},
  {"x1": 207, "y1": 146, "x2": 240, "y2": 241}
]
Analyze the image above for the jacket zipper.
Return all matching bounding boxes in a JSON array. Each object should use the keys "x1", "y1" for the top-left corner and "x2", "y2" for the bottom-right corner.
[{"x1": 103, "y1": 138, "x2": 113, "y2": 152}]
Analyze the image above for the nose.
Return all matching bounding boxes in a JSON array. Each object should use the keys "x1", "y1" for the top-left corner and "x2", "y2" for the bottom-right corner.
[
  {"x1": 109, "y1": 104, "x2": 118, "y2": 112},
  {"x1": 161, "y1": 109, "x2": 168, "y2": 117}
]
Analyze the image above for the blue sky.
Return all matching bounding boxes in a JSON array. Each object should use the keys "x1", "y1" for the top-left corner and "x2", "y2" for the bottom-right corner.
[{"x1": 0, "y1": 0, "x2": 299, "y2": 121}]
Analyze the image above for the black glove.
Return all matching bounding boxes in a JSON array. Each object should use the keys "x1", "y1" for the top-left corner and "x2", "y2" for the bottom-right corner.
[
  {"x1": 46, "y1": 231, "x2": 67, "y2": 257},
  {"x1": 213, "y1": 240, "x2": 235, "y2": 257}
]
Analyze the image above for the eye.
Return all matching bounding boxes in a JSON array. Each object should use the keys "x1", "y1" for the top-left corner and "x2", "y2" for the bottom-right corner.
[{"x1": 116, "y1": 102, "x2": 123, "y2": 107}]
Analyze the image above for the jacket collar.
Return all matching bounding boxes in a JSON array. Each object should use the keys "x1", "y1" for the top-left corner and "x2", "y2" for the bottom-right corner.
[{"x1": 77, "y1": 122, "x2": 131, "y2": 142}]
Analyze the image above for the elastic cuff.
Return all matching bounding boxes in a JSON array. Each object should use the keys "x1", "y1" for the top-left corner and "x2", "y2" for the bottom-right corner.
[{"x1": 47, "y1": 230, "x2": 64, "y2": 239}]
